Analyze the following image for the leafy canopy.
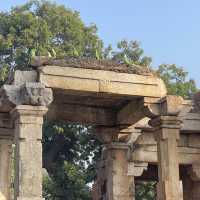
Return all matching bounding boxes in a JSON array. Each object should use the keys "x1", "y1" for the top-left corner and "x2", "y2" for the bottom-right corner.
[
  {"x1": 0, "y1": 0, "x2": 103, "y2": 81},
  {"x1": 157, "y1": 64, "x2": 197, "y2": 99}
]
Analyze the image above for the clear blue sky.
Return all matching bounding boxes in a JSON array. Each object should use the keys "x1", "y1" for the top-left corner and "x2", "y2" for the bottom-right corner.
[{"x1": 1, "y1": 0, "x2": 200, "y2": 86}]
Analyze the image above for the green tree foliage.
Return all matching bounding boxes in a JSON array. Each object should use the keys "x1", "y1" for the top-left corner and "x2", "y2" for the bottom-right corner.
[
  {"x1": 42, "y1": 122, "x2": 101, "y2": 200},
  {"x1": 0, "y1": 0, "x2": 103, "y2": 81},
  {"x1": 157, "y1": 64, "x2": 197, "y2": 99},
  {"x1": 109, "y1": 40, "x2": 152, "y2": 67},
  {"x1": 135, "y1": 181, "x2": 156, "y2": 200}
]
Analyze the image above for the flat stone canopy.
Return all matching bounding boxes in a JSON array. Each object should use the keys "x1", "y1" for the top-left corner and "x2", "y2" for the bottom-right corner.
[{"x1": 2, "y1": 57, "x2": 167, "y2": 127}]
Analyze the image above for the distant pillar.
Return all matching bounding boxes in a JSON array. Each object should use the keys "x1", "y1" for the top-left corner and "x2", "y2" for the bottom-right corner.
[{"x1": 151, "y1": 115, "x2": 183, "y2": 200}]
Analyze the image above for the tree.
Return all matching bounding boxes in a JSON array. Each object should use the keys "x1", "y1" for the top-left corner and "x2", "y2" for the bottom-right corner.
[
  {"x1": 110, "y1": 40, "x2": 152, "y2": 67},
  {"x1": 157, "y1": 64, "x2": 197, "y2": 99},
  {"x1": 42, "y1": 122, "x2": 101, "y2": 200},
  {"x1": 0, "y1": 0, "x2": 103, "y2": 82}
]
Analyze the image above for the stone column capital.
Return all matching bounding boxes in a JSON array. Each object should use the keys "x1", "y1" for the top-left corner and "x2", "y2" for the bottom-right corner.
[
  {"x1": 0, "y1": 82, "x2": 53, "y2": 113},
  {"x1": 11, "y1": 105, "x2": 48, "y2": 126},
  {"x1": 149, "y1": 115, "x2": 182, "y2": 129}
]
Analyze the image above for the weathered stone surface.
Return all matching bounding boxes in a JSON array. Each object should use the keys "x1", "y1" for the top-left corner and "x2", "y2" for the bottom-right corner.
[
  {"x1": 11, "y1": 105, "x2": 47, "y2": 200},
  {"x1": 127, "y1": 162, "x2": 148, "y2": 176},
  {"x1": 143, "y1": 95, "x2": 184, "y2": 119},
  {"x1": 8, "y1": 70, "x2": 38, "y2": 85},
  {"x1": 39, "y1": 65, "x2": 167, "y2": 98},
  {"x1": 106, "y1": 143, "x2": 135, "y2": 200},
  {"x1": 0, "y1": 83, "x2": 53, "y2": 112},
  {"x1": 0, "y1": 139, "x2": 12, "y2": 200},
  {"x1": 152, "y1": 115, "x2": 183, "y2": 200},
  {"x1": 20, "y1": 83, "x2": 53, "y2": 106}
]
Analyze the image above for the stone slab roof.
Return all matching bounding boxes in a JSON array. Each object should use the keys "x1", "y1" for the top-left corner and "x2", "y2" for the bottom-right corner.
[{"x1": 30, "y1": 56, "x2": 153, "y2": 76}]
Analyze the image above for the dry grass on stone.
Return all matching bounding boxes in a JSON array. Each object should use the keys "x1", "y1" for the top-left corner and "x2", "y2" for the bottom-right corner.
[{"x1": 31, "y1": 56, "x2": 154, "y2": 76}]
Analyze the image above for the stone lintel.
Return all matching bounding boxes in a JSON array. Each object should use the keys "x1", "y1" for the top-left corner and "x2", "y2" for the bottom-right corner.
[{"x1": 39, "y1": 65, "x2": 167, "y2": 98}]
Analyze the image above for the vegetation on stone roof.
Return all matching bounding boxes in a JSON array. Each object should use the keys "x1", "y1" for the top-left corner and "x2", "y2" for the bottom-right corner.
[{"x1": 31, "y1": 56, "x2": 153, "y2": 76}]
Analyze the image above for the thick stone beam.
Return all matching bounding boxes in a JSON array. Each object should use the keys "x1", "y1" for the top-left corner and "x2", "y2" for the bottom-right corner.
[
  {"x1": 48, "y1": 103, "x2": 116, "y2": 126},
  {"x1": 132, "y1": 146, "x2": 200, "y2": 165},
  {"x1": 39, "y1": 66, "x2": 167, "y2": 98},
  {"x1": 181, "y1": 113, "x2": 200, "y2": 133}
]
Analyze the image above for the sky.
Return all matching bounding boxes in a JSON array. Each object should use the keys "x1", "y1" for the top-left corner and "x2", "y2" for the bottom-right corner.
[{"x1": 1, "y1": 0, "x2": 200, "y2": 86}]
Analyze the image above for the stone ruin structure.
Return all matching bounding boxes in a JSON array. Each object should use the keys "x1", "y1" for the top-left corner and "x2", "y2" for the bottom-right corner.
[{"x1": 0, "y1": 57, "x2": 200, "y2": 200}]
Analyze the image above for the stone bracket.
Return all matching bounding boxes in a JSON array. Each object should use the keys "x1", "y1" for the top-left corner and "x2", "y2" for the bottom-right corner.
[
  {"x1": 0, "y1": 82, "x2": 53, "y2": 112},
  {"x1": 127, "y1": 162, "x2": 148, "y2": 177}
]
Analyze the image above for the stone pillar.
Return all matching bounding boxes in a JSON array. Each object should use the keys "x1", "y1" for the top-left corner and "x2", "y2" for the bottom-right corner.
[
  {"x1": 0, "y1": 137, "x2": 12, "y2": 200},
  {"x1": 106, "y1": 143, "x2": 135, "y2": 200},
  {"x1": 11, "y1": 105, "x2": 48, "y2": 200},
  {"x1": 151, "y1": 116, "x2": 183, "y2": 200}
]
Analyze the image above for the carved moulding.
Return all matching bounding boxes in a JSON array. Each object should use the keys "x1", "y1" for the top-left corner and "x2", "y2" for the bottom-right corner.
[
  {"x1": 127, "y1": 161, "x2": 148, "y2": 177},
  {"x1": 0, "y1": 82, "x2": 53, "y2": 112}
]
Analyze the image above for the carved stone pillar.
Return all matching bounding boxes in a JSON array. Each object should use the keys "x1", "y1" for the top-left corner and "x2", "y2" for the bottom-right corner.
[
  {"x1": 150, "y1": 116, "x2": 183, "y2": 200},
  {"x1": 11, "y1": 105, "x2": 48, "y2": 200},
  {"x1": 105, "y1": 142, "x2": 135, "y2": 200},
  {"x1": 0, "y1": 81, "x2": 53, "y2": 200},
  {"x1": 0, "y1": 137, "x2": 12, "y2": 200},
  {"x1": 0, "y1": 113, "x2": 14, "y2": 200}
]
